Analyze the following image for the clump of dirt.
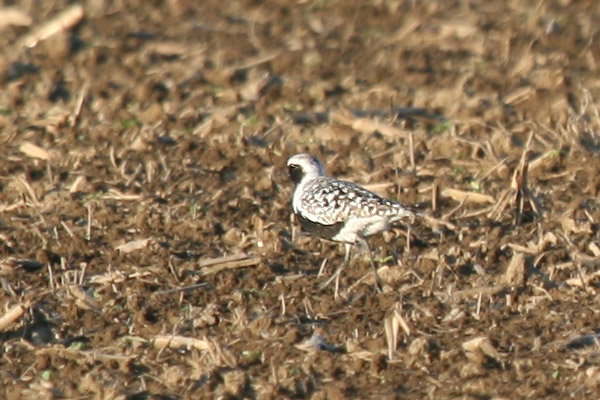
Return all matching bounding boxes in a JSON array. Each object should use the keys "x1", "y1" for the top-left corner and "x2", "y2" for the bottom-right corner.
[{"x1": 2, "y1": 0, "x2": 600, "y2": 398}]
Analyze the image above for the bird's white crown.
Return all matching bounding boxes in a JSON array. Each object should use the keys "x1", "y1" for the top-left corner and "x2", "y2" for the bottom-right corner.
[{"x1": 287, "y1": 153, "x2": 326, "y2": 184}]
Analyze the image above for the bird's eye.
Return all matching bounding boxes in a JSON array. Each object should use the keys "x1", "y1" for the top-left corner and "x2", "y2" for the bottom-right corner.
[{"x1": 288, "y1": 164, "x2": 304, "y2": 183}]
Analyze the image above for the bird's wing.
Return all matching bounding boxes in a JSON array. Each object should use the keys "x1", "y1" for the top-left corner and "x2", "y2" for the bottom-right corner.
[{"x1": 298, "y1": 177, "x2": 395, "y2": 226}]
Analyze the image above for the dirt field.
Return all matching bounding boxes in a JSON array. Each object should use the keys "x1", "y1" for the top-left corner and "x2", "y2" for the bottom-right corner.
[{"x1": 2, "y1": 0, "x2": 600, "y2": 398}]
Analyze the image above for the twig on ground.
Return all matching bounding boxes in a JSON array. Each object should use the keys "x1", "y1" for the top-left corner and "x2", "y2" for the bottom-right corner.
[
  {"x1": 70, "y1": 83, "x2": 89, "y2": 127},
  {"x1": 489, "y1": 131, "x2": 541, "y2": 222},
  {"x1": 19, "y1": 5, "x2": 84, "y2": 48},
  {"x1": 196, "y1": 253, "x2": 259, "y2": 276},
  {"x1": 19, "y1": 142, "x2": 52, "y2": 160},
  {"x1": 154, "y1": 283, "x2": 210, "y2": 295},
  {"x1": 154, "y1": 334, "x2": 212, "y2": 352},
  {"x1": 441, "y1": 188, "x2": 495, "y2": 204},
  {"x1": 0, "y1": 304, "x2": 26, "y2": 331}
]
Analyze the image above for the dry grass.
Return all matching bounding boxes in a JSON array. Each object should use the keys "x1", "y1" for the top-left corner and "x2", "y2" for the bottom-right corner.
[{"x1": 1, "y1": 0, "x2": 600, "y2": 398}]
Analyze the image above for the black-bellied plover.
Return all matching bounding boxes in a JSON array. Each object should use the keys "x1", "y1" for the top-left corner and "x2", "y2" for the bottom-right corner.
[{"x1": 287, "y1": 153, "x2": 416, "y2": 294}]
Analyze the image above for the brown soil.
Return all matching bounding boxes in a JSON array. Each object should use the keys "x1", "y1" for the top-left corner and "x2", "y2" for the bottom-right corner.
[{"x1": 2, "y1": 0, "x2": 600, "y2": 399}]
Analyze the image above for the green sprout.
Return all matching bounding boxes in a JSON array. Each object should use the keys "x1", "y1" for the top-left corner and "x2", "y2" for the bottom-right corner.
[
  {"x1": 68, "y1": 341, "x2": 86, "y2": 351},
  {"x1": 468, "y1": 179, "x2": 485, "y2": 193},
  {"x1": 242, "y1": 114, "x2": 259, "y2": 127},
  {"x1": 121, "y1": 118, "x2": 142, "y2": 129},
  {"x1": 242, "y1": 350, "x2": 262, "y2": 363},
  {"x1": 378, "y1": 255, "x2": 394, "y2": 264},
  {"x1": 431, "y1": 120, "x2": 453, "y2": 133}
]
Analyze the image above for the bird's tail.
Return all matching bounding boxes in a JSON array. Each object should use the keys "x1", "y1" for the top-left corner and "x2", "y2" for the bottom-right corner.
[{"x1": 391, "y1": 203, "x2": 419, "y2": 224}]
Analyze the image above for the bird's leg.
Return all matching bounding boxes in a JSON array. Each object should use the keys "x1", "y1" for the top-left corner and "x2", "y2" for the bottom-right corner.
[
  {"x1": 360, "y1": 239, "x2": 383, "y2": 293},
  {"x1": 319, "y1": 242, "x2": 352, "y2": 295},
  {"x1": 334, "y1": 242, "x2": 353, "y2": 299}
]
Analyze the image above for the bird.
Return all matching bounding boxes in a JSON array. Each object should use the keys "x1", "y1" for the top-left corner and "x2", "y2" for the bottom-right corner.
[{"x1": 287, "y1": 153, "x2": 416, "y2": 294}]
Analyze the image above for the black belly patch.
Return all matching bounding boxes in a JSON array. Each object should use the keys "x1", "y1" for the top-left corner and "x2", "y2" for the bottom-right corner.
[{"x1": 297, "y1": 215, "x2": 344, "y2": 240}]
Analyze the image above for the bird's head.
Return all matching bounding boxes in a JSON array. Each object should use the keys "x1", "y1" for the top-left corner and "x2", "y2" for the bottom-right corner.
[{"x1": 287, "y1": 153, "x2": 326, "y2": 184}]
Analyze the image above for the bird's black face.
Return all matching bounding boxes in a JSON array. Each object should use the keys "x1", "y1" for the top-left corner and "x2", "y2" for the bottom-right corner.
[{"x1": 288, "y1": 163, "x2": 304, "y2": 184}]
